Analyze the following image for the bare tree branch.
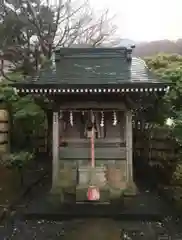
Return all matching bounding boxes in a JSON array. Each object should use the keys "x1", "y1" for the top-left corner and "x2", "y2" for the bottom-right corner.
[{"x1": 0, "y1": 0, "x2": 119, "y2": 75}]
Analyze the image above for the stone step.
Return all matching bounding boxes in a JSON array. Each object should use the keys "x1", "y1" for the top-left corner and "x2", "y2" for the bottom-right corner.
[{"x1": 24, "y1": 193, "x2": 168, "y2": 221}]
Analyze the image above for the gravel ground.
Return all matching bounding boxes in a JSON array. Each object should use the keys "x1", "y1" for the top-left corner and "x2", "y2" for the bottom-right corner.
[
  {"x1": 1, "y1": 165, "x2": 182, "y2": 240},
  {"x1": 1, "y1": 218, "x2": 182, "y2": 239},
  {"x1": 1, "y1": 195, "x2": 182, "y2": 239}
]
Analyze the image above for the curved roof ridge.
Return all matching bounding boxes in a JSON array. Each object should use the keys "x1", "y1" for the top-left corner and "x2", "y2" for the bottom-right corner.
[
  {"x1": 131, "y1": 57, "x2": 158, "y2": 82},
  {"x1": 132, "y1": 57, "x2": 149, "y2": 68}
]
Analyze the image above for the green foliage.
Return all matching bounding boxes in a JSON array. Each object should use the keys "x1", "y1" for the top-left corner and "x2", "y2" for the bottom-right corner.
[
  {"x1": 1, "y1": 150, "x2": 35, "y2": 187},
  {"x1": 145, "y1": 54, "x2": 182, "y2": 119},
  {"x1": 11, "y1": 96, "x2": 45, "y2": 151},
  {"x1": 12, "y1": 95, "x2": 44, "y2": 120},
  {"x1": 171, "y1": 112, "x2": 182, "y2": 145},
  {"x1": 1, "y1": 151, "x2": 34, "y2": 169},
  {"x1": 172, "y1": 163, "x2": 182, "y2": 185},
  {"x1": 0, "y1": 84, "x2": 17, "y2": 102},
  {"x1": 0, "y1": 73, "x2": 46, "y2": 152},
  {"x1": 146, "y1": 54, "x2": 182, "y2": 207}
]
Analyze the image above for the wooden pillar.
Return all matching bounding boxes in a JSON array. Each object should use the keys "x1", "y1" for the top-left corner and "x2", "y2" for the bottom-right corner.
[
  {"x1": 52, "y1": 111, "x2": 59, "y2": 190},
  {"x1": 126, "y1": 110, "x2": 133, "y2": 183}
]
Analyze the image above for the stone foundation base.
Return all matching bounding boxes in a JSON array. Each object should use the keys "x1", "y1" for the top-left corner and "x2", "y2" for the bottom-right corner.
[
  {"x1": 123, "y1": 181, "x2": 138, "y2": 196},
  {"x1": 50, "y1": 183, "x2": 137, "y2": 203},
  {"x1": 51, "y1": 163, "x2": 131, "y2": 203}
]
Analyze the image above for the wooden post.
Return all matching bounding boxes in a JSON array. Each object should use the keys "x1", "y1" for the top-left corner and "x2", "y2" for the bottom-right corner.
[
  {"x1": 52, "y1": 111, "x2": 59, "y2": 190},
  {"x1": 0, "y1": 109, "x2": 9, "y2": 154},
  {"x1": 126, "y1": 110, "x2": 133, "y2": 183}
]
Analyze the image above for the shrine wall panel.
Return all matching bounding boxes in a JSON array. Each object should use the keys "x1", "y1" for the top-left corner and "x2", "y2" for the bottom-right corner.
[
  {"x1": 57, "y1": 110, "x2": 127, "y2": 202},
  {"x1": 59, "y1": 147, "x2": 126, "y2": 160}
]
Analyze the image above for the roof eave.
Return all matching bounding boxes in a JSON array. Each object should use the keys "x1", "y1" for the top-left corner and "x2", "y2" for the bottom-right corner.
[
  {"x1": 12, "y1": 81, "x2": 170, "y2": 88},
  {"x1": 12, "y1": 82, "x2": 170, "y2": 95}
]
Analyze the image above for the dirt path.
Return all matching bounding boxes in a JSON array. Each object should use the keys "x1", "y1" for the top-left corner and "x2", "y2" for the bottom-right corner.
[
  {"x1": 2, "y1": 218, "x2": 182, "y2": 239},
  {"x1": 62, "y1": 219, "x2": 121, "y2": 240}
]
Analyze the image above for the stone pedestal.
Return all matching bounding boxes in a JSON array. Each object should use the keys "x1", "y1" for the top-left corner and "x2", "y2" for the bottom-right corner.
[
  {"x1": 76, "y1": 166, "x2": 109, "y2": 202},
  {"x1": 124, "y1": 181, "x2": 138, "y2": 196},
  {"x1": 107, "y1": 162, "x2": 127, "y2": 199}
]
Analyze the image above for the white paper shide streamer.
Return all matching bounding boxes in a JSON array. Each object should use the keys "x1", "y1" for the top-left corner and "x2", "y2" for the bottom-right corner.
[
  {"x1": 100, "y1": 111, "x2": 104, "y2": 127},
  {"x1": 70, "y1": 111, "x2": 73, "y2": 126},
  {"x1": 113, "y1": 111, "x2": 117, "y2": 126}
]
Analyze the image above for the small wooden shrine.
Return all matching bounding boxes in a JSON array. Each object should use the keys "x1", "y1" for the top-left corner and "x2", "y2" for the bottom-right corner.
[{"x1": 13, "y1": 46, "x2": 169, "y2": 203}]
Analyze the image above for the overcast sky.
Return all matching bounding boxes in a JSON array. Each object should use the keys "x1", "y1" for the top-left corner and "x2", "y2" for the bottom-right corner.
[{"x1": 90, "y1": 0, "x2": 182, "y2": 42}]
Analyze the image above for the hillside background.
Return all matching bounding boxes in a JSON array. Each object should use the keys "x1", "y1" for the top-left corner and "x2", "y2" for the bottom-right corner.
[{"x1": 133, "y1": 39, "x2": 182, "y2": 57}]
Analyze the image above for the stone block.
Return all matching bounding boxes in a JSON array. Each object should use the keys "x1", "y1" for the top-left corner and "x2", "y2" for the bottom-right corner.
[
  {"x1": 106, "y1": 163, "x2": 126, "y2": 189},
  {"x1": 78, "y1": 166, "x2": 107, "y2": 187}
]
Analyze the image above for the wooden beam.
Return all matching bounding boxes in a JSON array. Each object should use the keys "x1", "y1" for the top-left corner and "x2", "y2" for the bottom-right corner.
[
  {"x1": 58, "y1": 101, "x2": 126, "y2": 110},
  {"x1": 52, "y1": 111, "x2": 59, "y2": 190},
  {"x1": 126, "y1": 110, "x2": 133, "y2": 183}
]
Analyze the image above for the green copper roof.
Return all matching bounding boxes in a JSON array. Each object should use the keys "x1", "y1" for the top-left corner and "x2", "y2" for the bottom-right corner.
[
  {"x1": 14, "y1": 48, "x2": 168, "y2": 92},
  {"x1": 34, "y1": 57, "x2": 156, "y2": 85}
]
